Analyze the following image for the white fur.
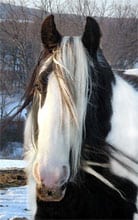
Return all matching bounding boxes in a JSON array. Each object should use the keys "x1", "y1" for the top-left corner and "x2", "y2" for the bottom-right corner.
[
  {"x1": 106, "y1": 73, "x2": 138, "y2": 185},
  {"x1": 36, "y1": 72, "x2": 71, "y2": 184}
]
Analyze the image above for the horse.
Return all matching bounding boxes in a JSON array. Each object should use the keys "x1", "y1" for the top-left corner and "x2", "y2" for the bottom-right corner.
[{"x1": 23, "y1": 15, "x2": 138, "y2": 220}]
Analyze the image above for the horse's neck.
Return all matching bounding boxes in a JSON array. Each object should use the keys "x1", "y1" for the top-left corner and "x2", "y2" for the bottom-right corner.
[
  {"x1": 84, "y1": 66, "x2": 138, "y2": 205},
  {"x1": 85, "y1": 66, "x2": 138, "y2": 177}
]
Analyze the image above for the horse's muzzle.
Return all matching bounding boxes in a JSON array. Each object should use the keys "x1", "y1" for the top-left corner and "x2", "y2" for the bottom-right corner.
[{"x1": 36, "y1": 183, "x2": 67, "y2": 201}]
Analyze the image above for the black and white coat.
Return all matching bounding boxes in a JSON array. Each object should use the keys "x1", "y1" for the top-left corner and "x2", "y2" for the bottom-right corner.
[{"x1": 23, "y1": 15, "x2": 138, "y2": 220}]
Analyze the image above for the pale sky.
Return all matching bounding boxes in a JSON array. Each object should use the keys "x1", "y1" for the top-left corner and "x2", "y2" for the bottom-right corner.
[
  {"x1": 1, "y1": 0, "x2": 138, "y2": 10},
  {"x1": 26, "y1": 0, "x2": 138, "y2": 8}
]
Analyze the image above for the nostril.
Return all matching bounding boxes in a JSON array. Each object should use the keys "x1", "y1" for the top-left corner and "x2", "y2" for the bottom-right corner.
[
  {"x1": 47, "y1": 190, "x2": 53, "y2": 197},
  {"x1": 62, "y1": 165, "x2": 69, "y2": 179},
  {"x1": 63, "y1": 165, "x2": 68, "y2": 175},
  {"x1": 58, "y1": 165, "x2": 69, "y2": 187},
  {"x1": 60, "y1": 182, "x2": 67, "y2": 191}
]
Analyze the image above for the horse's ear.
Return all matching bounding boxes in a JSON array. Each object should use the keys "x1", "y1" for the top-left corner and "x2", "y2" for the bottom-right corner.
[
  {"x1": 41, "y1": 14, "x2": 62, "y2": 51},
  {"x1": 82, "y1": 17, "x2": 101, "y2": 55}
]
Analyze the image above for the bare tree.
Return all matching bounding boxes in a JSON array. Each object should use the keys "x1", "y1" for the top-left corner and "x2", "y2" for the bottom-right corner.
[
  {"x1": 102, "y1": 1, "x2": 138, "y2": 69},
  {"x1": 0, "y1": 0, "x2": 43, "y2": 134},
  {"x1": 0, "y1": 1, "x2": 41, "y2": 91}
]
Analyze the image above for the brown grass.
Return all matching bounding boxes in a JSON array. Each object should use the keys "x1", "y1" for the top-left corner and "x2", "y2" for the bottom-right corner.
[{"x1": 0, "y1": 168, "x2": 27, "y2": 187}]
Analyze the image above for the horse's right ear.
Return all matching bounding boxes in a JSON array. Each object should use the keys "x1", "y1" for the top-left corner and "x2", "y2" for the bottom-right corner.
[{"x1": 41, "y1": 15, "x2": 62, "y2": 51}]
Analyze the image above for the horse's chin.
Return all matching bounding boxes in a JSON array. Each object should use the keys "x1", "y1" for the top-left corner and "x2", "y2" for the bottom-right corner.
[{"x1": 37, "y1": 184, "x2": 66, "y2": 202}]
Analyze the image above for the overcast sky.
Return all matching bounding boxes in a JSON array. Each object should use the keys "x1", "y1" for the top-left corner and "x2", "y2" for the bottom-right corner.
[
  {"x1": 27, "y1": 0, "x2": 138, "y2": 8},
  {"x1": 1, "y1": 0, "x2": 138, "y2": 9}
]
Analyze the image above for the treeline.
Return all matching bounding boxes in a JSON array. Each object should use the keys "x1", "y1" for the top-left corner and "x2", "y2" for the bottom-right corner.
[
  {"x1": 0, "y1": 0, "x2": 137, "y2": 96},
  {"x1": 0, "y1": 1, "x2": 138, "y2": 92}
]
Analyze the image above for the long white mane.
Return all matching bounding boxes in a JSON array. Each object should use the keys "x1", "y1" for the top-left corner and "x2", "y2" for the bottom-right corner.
[
  {"x1": 25, "y1": 36, "x2": 90, "y2": 178},
  {"x1": 44, "y1": 36, "x2": 89, "y2": 177}
]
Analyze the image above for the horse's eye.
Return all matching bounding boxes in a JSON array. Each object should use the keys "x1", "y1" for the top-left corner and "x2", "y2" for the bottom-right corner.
[
  {"x1": 33, "y1": 71, "x2": 48, "y2": 94},
  {"x1": 40, "y1": 72, "x2": 49, "y2": 85}
]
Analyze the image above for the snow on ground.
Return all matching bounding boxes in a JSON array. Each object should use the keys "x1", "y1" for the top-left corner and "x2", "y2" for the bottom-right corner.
[
  {"x1": 0, "y1": 159, "x2": 30, "y2": 220},
  {"x1": 0, "y1": 159, "x2": 26, "y2": 170},
  {"x1": 0, "y1": 186, "x2": 31, "y2": 220}
]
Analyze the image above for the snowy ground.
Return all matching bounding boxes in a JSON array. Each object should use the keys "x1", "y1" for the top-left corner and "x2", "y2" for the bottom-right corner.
[
  {"x1": 0, "y1": 186, "x2": 31, "y2": 220},
  {"x1": 0, "y1": 159, "x2": 26, "y2": 170},
  {"x1": 0, "y1": 160, "x2": 30, "y2": 220}
]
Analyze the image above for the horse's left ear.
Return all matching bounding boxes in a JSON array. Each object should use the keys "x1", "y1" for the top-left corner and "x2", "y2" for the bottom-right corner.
[
  {"x1": 82, "y1": 17, "x2": 101, "y2": 55},
  {"x1": 41, "y1": 14, "x2": 62, "y2": 51}
]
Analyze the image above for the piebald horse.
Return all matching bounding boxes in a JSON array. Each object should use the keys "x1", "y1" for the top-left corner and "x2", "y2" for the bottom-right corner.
[{"x1": 24, "y1": 15, "x2": 138, "y2": 219}]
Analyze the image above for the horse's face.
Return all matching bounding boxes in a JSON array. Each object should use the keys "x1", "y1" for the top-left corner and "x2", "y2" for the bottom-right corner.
[{"x1": 25, "y1": 15, "x2": 101, "y2": 201}]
